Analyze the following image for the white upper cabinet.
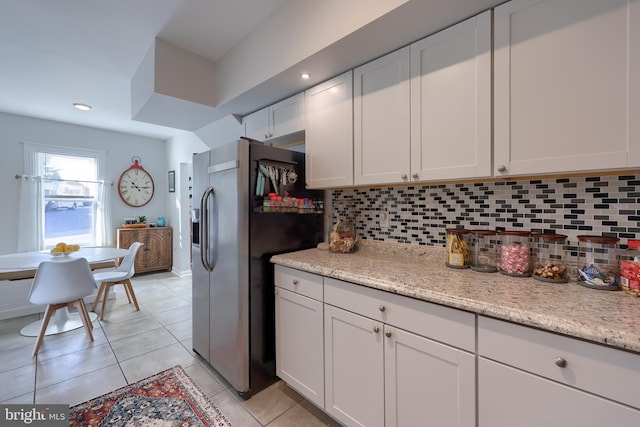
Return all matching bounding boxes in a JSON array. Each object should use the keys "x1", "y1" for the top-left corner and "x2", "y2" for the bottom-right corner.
[
  {"x1": 305, "y1": 71, "x2": 354, "y2": 189},
  {"x1": 243, "y1": 93, "x2": 304, "y2": 141},
  {"x1": 410, "y1": 10, "x2": 492, "y2": 182},
  {"x1": 354, "y1": 47, "x2": 411, "y2": 186},
  {"x1": 494, "y1": 0, "x2": 640, "y2": 176}
]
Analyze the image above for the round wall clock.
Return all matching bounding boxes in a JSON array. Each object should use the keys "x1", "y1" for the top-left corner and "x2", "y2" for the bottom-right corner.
[{"x1": 118, "y1": 157, "x2": 155, "y2": 207}]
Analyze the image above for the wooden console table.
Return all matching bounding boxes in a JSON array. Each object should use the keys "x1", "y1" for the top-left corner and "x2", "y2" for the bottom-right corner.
[{"x1": 116, "y1": 226, "x2": 172, "y2": 273}]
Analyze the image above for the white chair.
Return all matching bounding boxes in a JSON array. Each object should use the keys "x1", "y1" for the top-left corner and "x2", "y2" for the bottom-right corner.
[
  {"x1": 28, "y1": 257, "x2": 97, "y2": 357},
  {"x1": 92, "y1": 242, "x2": 143, "y2": 320}
]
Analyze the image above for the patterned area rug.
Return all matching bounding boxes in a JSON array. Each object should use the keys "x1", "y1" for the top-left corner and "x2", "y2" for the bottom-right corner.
[{"x1": 69, "y1": 365, "x2": 232, "y2": 426}]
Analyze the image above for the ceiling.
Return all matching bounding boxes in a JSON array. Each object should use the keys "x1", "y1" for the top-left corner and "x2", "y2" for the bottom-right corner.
[
  {"x1": 0, "y1": 0, "x2": 504, "y2": 142},
  {"x1": 0, "y1": 0, "x2": 288, "y2": 140}
]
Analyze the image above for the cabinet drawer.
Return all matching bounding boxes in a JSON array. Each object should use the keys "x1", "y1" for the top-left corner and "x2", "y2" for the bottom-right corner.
[
  {"x1": 324, "y1": 277, "x2": 475, "y2": 352},
  {"x1": 478, "y1": 316, "x2": 640, "y2": 409},
  {"x1": 274, "y1": 265, "x2": 323, "y2": 301}
]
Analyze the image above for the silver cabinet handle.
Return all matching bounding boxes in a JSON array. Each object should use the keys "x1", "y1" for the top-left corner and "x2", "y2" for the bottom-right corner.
[
  {"x1": 412, "y1": 173, "x2": 419, "y2": 179},
  {"x1": 554, "y1": 357, "x2": 567, "y2": 368},
  {"x1": 373, "y1": 326, "x2": 380, "y2": 333},
  {"x1": 401, "y1": 174, "x2": 408, "y2": 180},
  {"x1": 497, "y1": 165, "x2": 507, "y2": 172},
  {"x1": 292, "y1": 279, "x2": 299, "y2": 285},
  {"x1": 385, "y1": 330, "x2": 392, "y2": 338},
  {"x1": 378, "y1": 305, "x2": 386, "y2": 312}
]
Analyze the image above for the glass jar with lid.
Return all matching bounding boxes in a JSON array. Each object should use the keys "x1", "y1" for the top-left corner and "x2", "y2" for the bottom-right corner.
[
  {"x1": 499, "y1": 230, "x2": 531, "y2": 277},
  {"x1": 531, "y1": 233, "x2": 568, "y2": 283},
  {"x1": 620, "y1": 239, "x2": 640, "y2": 296},
  {"x1": 445, "y1": 228, "x2": 470, "y2": 269},
  {"x1": 468, "y1": 230, "x2": 498, "y2": 273},
  {"x1": 577, "y1": 235, "x2": 620, "y2": 291}
]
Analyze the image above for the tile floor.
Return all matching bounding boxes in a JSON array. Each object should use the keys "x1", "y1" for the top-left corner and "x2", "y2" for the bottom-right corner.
[{"x1": 0, "y1": 272, "x2": 341, "y2": 426}]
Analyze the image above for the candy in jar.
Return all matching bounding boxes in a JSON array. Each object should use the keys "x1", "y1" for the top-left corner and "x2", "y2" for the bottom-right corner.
[
  {"x1": 531, "y1": 233, "x2": 568, "y2": 283},
  {"x1": 499, "y1": 231, "x2": 531, "y2": 277}
]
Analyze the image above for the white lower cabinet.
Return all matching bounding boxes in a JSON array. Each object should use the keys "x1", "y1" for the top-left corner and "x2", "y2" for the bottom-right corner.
[
  {"x1": 478, "y1": 316, "x2": 640, "y2": 427},
  {"x1": 324, "y1": 278, "x2": 476, "y2": 427},
  {"x1": 274, "y1": 266, "x2": 324, "y2": 408}
]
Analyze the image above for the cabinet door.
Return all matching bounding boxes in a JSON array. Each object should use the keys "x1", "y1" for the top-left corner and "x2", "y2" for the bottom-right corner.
[
  {"x1": 243, "y1": 107, "x2": 270, "y2": 141},
  {"x1": 270, "y1": 93, "x2": 304, "y2": 139},
  {"x1": 305, "y1": 71, "x2": 354, "y2": 188},
  {"x1": 275, "y1": 287, "x2": 324, "y2": 408},
  {"x1": 410, "y1": 11, "x2": 491, "y2": 181},
  {"x1": 385, "y1": 326, "x2": 475, "y2": 427},
  {"x1": 324, "y1": 304, "x2": 384, "y2": 427},
  {"x1": 146, "y1": 228, "x2": 172, "y2": 272},
  {"x1": 494, "y1": 0, "x2": 640, "y2": 176},
  {"x1": 354, "y1": 47, "x2": 411, "y2": 185},
  {"x1": 479, "y1": 358, "x2": 640, "y2": 427}
]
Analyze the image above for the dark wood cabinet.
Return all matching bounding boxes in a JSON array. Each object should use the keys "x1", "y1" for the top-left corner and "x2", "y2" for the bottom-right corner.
[{"x1": 116, "y1": 227, "x2": 172, "y2": 274}]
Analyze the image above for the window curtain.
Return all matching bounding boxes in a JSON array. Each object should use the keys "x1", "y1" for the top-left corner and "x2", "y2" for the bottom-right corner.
[
  {"x1": 17, "y1": 176, "x2": 44, "y2": 252},
  {"x1": 96, "y1": 180, "x2": 113, "y2": 247}
]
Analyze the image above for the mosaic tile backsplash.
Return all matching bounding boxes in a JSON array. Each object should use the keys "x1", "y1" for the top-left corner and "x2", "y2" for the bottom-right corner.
[{"x1": 331, "y1": 174, "x2": 640, "y2": 249}]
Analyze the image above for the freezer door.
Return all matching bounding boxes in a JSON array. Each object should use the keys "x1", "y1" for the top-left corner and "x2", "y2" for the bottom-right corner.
[
  {"x1": 208, "y1": 141, "x2": 250, "y2": 393},
  {"x1": 192, "y1": 151, "x2": 211, "y2": 361}
]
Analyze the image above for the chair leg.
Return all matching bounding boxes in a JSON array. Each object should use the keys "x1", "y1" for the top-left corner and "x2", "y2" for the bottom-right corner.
[
  {"x1": 100, "y1": 283, "x2": 112, "y2": 320},
  {"x1": 32, "y1": 305, "x2": 56, "y2": 357},
  {"x1": 124, "y1": 279, "x2": 140, "y2": 311},
  {"x1": 92, "y1": 282, "x2": 106, "y2": 312},
  {"x1": 72, "y1": 299, "x2": 94, "y2": 342},
  {"x1": 121, "y1": 280, "x2": 132, "y2": 303}
]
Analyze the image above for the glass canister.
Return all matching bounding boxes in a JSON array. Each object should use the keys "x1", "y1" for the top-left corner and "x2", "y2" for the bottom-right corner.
[
  {"x1": 329, "y1": 219, "x2": 357, "y2": 253},
  {"x1": 468, "y1": 230, "x2": 498, "y2": 273},
  {"x1": 620, "y1": 240, "x2": 640, "y2": 296},
  {"x1": 446, "y1": 228, "x2": 470, "y2": 269},
  {"x1": 531, "y1": 233, "x2": 568, "y2": 283},
  {"x1": 577, "y1": 235, "x2": 620, "y2": 291},
  {"x1": 499, "y1": 231, "x2": 531, "y2": 277}
]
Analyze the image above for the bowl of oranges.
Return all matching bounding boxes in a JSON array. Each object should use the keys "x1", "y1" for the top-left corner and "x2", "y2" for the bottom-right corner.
[{"x1": 50, "y1": 242, "x2": 80, "y2": 256}]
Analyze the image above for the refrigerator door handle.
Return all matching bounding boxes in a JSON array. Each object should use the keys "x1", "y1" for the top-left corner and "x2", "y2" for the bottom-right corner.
[{"x1": 200, "y1": 186, "x2": 215, "y2": 272}]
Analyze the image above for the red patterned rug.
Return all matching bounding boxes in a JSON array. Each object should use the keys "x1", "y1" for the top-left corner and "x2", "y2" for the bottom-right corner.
[{"x1": 69, "y1": 365, "x2": 232, "y2": 426}]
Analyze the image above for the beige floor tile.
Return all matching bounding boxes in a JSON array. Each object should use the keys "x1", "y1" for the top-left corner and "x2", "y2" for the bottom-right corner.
[
  {"x1": 209, "y1": 389, "x2": 262, "y2": 427},
  {"x1": 185, "y1": 361, "x2": 226, "y2": 397},
  {"x1": 141, "y1": 297, "x2": 190, "y2": 314},
  {"x1": 35, "y1": 342, "x2": 117, "y2": 389},
  {"x1": 0, "y1": 342, "x2": 36, "y2": 373},
  {"x1": 109, "y1": 326, "x2": 177, "y2": 362},
  {"x1": 35, "y1": 325, "x2": 107, "y2": 361},
  {"x1": 152, "y1": 304, "x2": 192, "y2": 326},
  {"x1": 35, "y1": 363, "x2": 127, "y2": 406},
  {"x1": 241, "y1": 381, "x2": 302, "y2": 425},
  {"x1": 0, "y1": 314, "x2": 40, "y2": 336},
  {"x1": 99, "y1": 314, "x2": 162, "y2": 341},
  {"x1": 164, "y1": 318, "x2": 192, "y2": 341},
  {"x1": 0, "y1": 364, "x2": 36, "y2": 402},
  {"x1": 118, "y1": 342, "x2": 197, "y2": 383},
  {"x1": 0, "y1": 330, "x2": 36, "y2": 353},
  {"x1": 268, "y1": 399, "x2": 343, "y2": 427}
]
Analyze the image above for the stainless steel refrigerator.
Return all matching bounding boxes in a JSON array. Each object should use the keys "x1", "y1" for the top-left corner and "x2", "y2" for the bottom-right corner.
[{"x1": 191, "y1": 138, "x2": 324, "y2": 398}]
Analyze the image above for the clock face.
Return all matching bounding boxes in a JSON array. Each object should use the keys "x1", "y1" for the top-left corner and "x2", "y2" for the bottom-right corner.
[{"x1": 118, "y1": 167, "x2": 155, "y2": 207}]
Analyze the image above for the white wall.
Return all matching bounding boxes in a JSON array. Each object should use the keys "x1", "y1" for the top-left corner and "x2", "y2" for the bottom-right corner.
[{"x1": 0, "y1": 112, "x2": 168, "y2": 256}]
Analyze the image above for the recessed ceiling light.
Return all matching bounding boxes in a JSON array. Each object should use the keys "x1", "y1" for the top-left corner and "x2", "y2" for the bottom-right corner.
[
  {"x1": 300, "y1": 73, "x2": 310, "y2": 80},
  {"x1": 73, "y1": 103, "x2": 92, "y2": 111}
]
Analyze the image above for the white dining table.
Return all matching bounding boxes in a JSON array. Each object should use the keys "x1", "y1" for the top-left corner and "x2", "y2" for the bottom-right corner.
[{"x1": 0, "y1": 247, "x2": 129, "y2": 337}]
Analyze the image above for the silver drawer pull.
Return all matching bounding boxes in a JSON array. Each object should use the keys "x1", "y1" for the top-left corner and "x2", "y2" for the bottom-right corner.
[
  {"x1": 292, "y1": 280, "x2": 299, "y2": 285},
  {"x1": 373, "y1": 326, "x2": 380, "y2": 333},
  {"x1": 554, "y1": 357, "x2": 567, "y2": 368},
  {"x1": 385, "y1": 330, "x2": 392, "y2": 338},
  {"x1": 378, "y1": 305, "x2": 386, "y2": 312}
]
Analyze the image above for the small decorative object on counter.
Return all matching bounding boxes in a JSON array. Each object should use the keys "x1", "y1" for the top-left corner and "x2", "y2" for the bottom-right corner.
[
  {"x1": 577, "y1": 235, "x2": 620, "y2": 291},
  {"x1": 446, "y1": 228, "x2": 470, "y2": 268},
  {"x1": 329, "y1": 220, "x2": 357, "y2": 253},
  {"x1": 499, "y1": 230, "x2": 531, "y2": 276},
  {"x1": 468, "y1": 230, "x2": 498, "y2": 273},
  {"x1": 620, "y1": 240, "x2": 640, "y2": 296},
  {"x1": 156, "y1": 217, "x2": 166, "y2": 227},
  {"x1": 531, "y1": 233, "x2": 568, "y2": 283}
]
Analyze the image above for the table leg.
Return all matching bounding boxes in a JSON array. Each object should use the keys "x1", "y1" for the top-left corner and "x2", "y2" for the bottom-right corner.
[{"x1": 20, "y1": 307, "x2": 98, "y2": 337}]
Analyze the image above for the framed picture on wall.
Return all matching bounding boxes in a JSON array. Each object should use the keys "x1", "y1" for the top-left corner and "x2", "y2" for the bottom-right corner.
[{"x1": 168, "y1": 170, "x2": 175, "y2": 193}]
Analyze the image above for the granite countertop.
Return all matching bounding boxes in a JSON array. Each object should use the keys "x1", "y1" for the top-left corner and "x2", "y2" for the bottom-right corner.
[{"x1": 271, "y1": 241, "x2": 640, "y2": 355}]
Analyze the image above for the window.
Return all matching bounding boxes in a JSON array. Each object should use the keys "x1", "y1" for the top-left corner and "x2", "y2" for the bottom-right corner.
[{"x1": 20, "y1": 143, "x2": 110, "y2": 250}]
